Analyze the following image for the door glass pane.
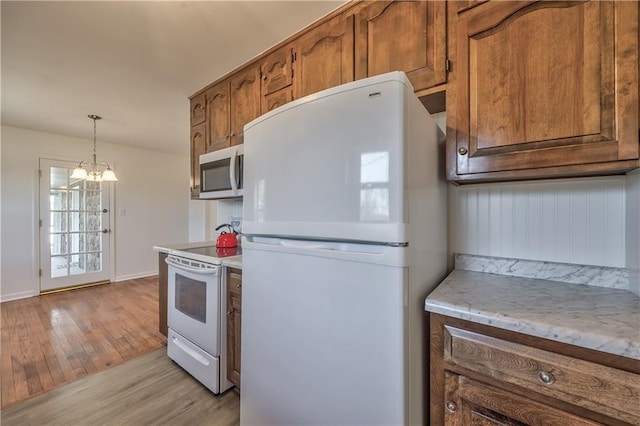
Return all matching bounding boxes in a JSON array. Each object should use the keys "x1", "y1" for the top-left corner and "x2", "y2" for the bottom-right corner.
[
  {"x1": 51, "y1": 255, "x2": 68, "y2": 278},
  {"x1": 50, "y1": 212, "x2": 67, "y2": 232},
  {"x1": 86, "y1": 212, "x2": 101, "y2": 231},
  {"x1": 69, "y1": 232, "x2": 84, "y2": 253},
  {"x1": 87, "y1": 252, "x2": 101, "y2": 273},
  {"x1": 50, "y1": 234, "x2": 67, "y2": 255},
  {"x1": 70, "y1": 253, "x2": 86, "y2": 275},
  {"x1": 50, "y1": 167, "x2": 69, "y2": 189},
  {"x1": 86, "y1": 233, "x2": 101, "y2": 251},
  {"x1": 69, "y1": 212, "x2": 82, "y2": 232},
  {"x1": 86, "y1": 191, "x2": 101, "y2": 210},
  {"x1": 50, "y1": 190, "x2": 68, "y2": 210},
  {"x1": 175, "y1": 274, "x2": 207, "y2": 323},
  {"x1": 69, "y1": 190, "x2": 84, "y2": 210}
]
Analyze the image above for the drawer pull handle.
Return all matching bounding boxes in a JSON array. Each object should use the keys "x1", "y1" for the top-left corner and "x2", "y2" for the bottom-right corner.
[
  {"x1": 445, "y1": 401, "x2": 458, "y2": 413},
  {"x1": 538, "y1": 371, "x2": 555, "y2": 384}
]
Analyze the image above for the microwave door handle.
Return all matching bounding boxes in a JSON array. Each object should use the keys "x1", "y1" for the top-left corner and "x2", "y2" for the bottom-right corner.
[{"x1": 229, "y1": 149, "x2": 238, "y2": 193}]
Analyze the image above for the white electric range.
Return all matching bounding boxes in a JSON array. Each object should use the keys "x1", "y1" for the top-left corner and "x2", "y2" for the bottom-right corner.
[{"x1": 165, "y1": 245, "x2": 241, "y2": 394}]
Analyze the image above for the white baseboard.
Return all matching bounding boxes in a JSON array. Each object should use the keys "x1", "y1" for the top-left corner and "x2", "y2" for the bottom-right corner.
[
  {"x1": 0, "y1": 290, "x2": 37, "y2": 303},
  {"x1": 114, "y1": 271, "x2": 158, "y2": 282}
]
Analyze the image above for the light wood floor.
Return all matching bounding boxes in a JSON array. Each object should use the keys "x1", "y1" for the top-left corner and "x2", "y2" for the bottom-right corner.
[
  {"x1": 1, "y1": 276, "x2": 167, "y2": 408},
  {"x1": 0, "y1": 348, "x2": 240, "y2": 426}
]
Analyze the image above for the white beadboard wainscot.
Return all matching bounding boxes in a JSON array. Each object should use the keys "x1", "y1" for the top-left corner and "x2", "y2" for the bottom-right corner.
[{"x1": 449, "y1": 176, "x2": 626, "y2": 268}]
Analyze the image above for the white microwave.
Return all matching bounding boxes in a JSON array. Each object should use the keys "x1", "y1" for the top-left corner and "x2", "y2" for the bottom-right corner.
[{"x1": 199, "y1": 144, "x2": 243, "y2": 199}]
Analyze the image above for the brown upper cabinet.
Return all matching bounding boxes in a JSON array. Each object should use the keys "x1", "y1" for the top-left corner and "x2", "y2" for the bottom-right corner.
[
  {"x1": 204, "y1": 64, "x2": 261, "y2": 153},
  {"x1": 354, "y1": 0, "x2": 447, "y2": 93},
  {"x1": 295, "y1": 13, "x2": 355, "y2": 99},
  {"x1": 448, "y1": 0, "x2": 639, "y2": 183},
  {"x1": 190, "y1": 92, "x2": 206, "y2": 126},
  {"x1": 260, "y1": 44, "x2": 295, "y2": 113},
  {"x1": 205, "y1": 80, "x2": 231, "y2": 153},
  {"x1": 260, "y1": 12, "x2": 355, "y2": 112},
  {"x1": 230, "y1": 65, "x2": 261, "y2": 146},
  {"x1": 189, "y1": 122, "x2": 206, "y2": 198}
]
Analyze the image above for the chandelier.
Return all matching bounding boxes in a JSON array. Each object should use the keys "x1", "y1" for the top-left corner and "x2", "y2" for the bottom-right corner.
[{"x1": 71, "y1": 114, "x2": 118, "y2": 182}]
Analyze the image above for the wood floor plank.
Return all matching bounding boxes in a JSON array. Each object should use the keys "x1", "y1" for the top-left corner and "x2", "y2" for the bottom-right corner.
[
  {"x1": 0, "y1": 276, "x2": 166, "y2": 408},
  {"x1": 0, "y1": 349, "x2": 240, "y2": 426}
]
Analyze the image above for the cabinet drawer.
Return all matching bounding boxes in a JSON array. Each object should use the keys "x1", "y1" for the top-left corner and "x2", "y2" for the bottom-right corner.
[{"x1": 443, "y1": 326, "x2": 640, "y2": 424}]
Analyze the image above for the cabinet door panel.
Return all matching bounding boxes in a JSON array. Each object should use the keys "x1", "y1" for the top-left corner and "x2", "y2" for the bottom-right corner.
[
  {"x1": 449, "y1": 0, "x2": 639, "y2": 182},
  {"x1": 230, "y1": 65, "x2": 261, "y2": 146},
  {"x1": 296, "y1": 14, "x2": 355, "y2": 98},
  {"x1": 206, "y1": 81, "x2": 230, "y2": 152},
  {"x1": 190, "y1": 93, "x2": 206, "y2": 126},
  {"x1": 226, "y1": 269, "x2": 242, "y2": 388},
  {"x1": 190, "y1": 122, "x2": 206, "y2": 198},
  {"x1": 261, "y1": 45, "x2": 294, "y2": 97},
  {"x1": 355, "y1": 0, "x2": 447, "y2": 92}
]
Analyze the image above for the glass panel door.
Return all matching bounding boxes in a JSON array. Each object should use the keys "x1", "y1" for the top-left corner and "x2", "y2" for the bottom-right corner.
[{"x1": 40, "y1": 159, "x2": 111, "y2": 292}]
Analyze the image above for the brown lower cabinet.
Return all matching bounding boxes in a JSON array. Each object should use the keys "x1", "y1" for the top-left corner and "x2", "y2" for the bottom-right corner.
[
  {"x1": 429, "y1": 314, "x2": 640, "y2": 425},
  {"x1": 158, "y1": 252, "x2": 168, "y2": 337},
  {"x1": 226, "y1": 268, "x2": 242, "y2": 389}
]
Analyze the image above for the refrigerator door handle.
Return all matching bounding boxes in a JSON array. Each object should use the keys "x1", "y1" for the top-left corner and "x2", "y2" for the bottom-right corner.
[{"x1": 243, "y1": 237, "x2": 407, "y2": 267}]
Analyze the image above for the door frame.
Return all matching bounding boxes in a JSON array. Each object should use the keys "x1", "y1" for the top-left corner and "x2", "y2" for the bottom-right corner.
[{"x1": 37, "y1": 157, "x2": 116, "y2": 292}]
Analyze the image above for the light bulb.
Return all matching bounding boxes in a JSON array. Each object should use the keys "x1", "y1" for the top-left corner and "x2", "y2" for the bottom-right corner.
[
  {"x1": 71, "y1": 167, "x2": 87, "y2": 179},
  {"x1": 101, "y1": 168, "x2": 118, "y2": 182}
]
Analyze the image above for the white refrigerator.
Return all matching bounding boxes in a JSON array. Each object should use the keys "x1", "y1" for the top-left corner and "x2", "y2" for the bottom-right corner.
[{"x1": 241, "y1": 71, "x2": 447, "y2": 426}]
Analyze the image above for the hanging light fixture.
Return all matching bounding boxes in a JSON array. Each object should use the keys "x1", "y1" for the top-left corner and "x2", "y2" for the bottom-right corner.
[{"x1": 71, "y1": 114, "x2": 118, "y2": 182}]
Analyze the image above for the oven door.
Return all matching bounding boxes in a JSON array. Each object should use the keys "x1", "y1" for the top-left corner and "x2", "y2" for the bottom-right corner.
[{"x1": 166, "y1": 256, "x2": 221, "y2": 356}]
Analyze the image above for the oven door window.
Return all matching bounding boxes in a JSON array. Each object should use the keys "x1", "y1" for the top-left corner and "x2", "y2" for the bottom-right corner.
[{"x1": 175, "y1": 273, "x2": 207, "y2": 323}]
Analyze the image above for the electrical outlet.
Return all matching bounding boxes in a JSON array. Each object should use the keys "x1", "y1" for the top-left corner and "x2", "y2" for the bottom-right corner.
[{"x1": 231, "y1": 216, "x2": 242, "y2": 232}]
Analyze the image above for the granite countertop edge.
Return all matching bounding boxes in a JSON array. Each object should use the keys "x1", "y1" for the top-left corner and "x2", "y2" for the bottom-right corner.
[{"x1": 425, "y1": 269, "x2": 640, "y2": 361}]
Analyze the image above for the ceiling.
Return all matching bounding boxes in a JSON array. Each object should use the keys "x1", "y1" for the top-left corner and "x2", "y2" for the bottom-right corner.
[{"x1": 1, "y1": 1, "x2": 346, "y2": 156}]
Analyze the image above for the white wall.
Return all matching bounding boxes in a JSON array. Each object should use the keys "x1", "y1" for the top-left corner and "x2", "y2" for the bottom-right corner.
[
  {"x1": 0, "y1": 125, "x2": 190, "y2": 301},
  {"x1": 188, "y1": 199, "x2": 217, "y2": 242}
]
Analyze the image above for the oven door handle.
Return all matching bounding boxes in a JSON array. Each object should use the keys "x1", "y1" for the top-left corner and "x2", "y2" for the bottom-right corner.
[{"x1": 165, "y1": 256, "x2": 219, "y2": 275}]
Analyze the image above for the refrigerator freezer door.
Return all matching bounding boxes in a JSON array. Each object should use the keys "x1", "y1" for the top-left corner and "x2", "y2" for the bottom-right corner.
[
  {"x1": 240, "y1": 241, "x2": 408, "y2": 426},
  {"x1": 243, "y1": 72, "x2": 415, "y2": 244}
]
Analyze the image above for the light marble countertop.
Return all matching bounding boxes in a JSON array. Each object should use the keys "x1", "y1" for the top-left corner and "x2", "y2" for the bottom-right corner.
[{"x1": 426, "y1": 263, "x2": 640, "y2": 360}]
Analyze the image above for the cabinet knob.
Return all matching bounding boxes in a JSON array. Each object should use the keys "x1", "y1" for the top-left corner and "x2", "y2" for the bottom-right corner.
[
  {"x1": 458, "y1": 147, "x2": 468, "y2": 155},
  {"x1": 538, "y1": 370, "x2": 555, "y2": 385},
  {"x1": 235, "y1": 283, "x2": 241, "y2": 289},
  {"x1": 445, "y1": 401, "x2": 457, "y2": 413},
  {"x1": 227, "y1": 309, "x2": 232, "y2": 316},
  {"x1": 262, "y1": 74, "x2": 267, "y2": 80}
]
